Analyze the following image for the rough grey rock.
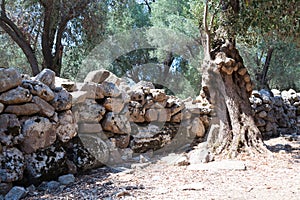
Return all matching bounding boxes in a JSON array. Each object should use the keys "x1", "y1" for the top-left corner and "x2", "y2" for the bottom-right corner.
[
  {"x1": 103, "y1": 97, "x2": 125, "y2": 113},
  {"x1": 150, "y1": 89, "x2": 167, "y2": 102},
  {"x1": 127, "y1": 101, "x2": 145, "y2": 122},
  {"x1": 32, "y1": 96, "x2": 55, "y2": 118},
  {"x1": 46, "y1": 181, "x2": 61, "y2": 191},
  {"x1": 73, "y1": 99, "x2": 106, "y2": 123},
  {"x1": 70, "y1": 91, "x2": 87, "y2": 105},
  {"x1": 4, "y1": 103, "x2": 40, "y2": 116},
  {"x1": 145, "y1": 109, "x2": 158, "y2": 122},
  {"x1": 0, "y1": 114, "x2": 22, "y2": 146},
  {"x1": 0, "y1": 87, "x2": 32, "y2": 105},
  {"x1": 112, "y1": 134, "x2": 130, "y2": 149},
  {"x1": 131, "y1": 89, "x2": 146, "y2": 105},
  {"x1": 84, "y1": 69, "x2": 110, "y2": 84},
  {"x1": 78, "y1": 123, "x2": 102, "y2": 134},
  {"x1": 50, "y1": 89, "x2": 72, "y2": 111},
  {"x1": 79, "y1": 134, "x2": 109, "y2": 166},
  {"x1": 56, "y1": 110, "x2": 78, "y2": 143},
  {"x1": 4, "y1": 186, "x2": 27, "y2": 200},
  {"x1": 0, "y1": 182, "x2": 12, "y2": 195},
  {"x1": 20, "y1": 116, "x2": 56, "y2": 154},
  {"x1": 21, "y1": 80, "x2": 55, "y2": 102},
  {"x1": 102, "y1": 112, "x2": 131, "y2": 134},
  {"x1": 0, "y1": 103, "x2": 4, "y2": 113},
  {"x1": 77, "y1": 82, "x2": 104, "y2": 99},
  {"x1": 132, "y1": 81, "x2": 155, "y2": 90},
  {"x1": 58, "y1": 174, "x2": 75, "y2": 185},
  {"x1": 34, "y1": 69, "x2": 56, "y2": 90},
  {"x1": 0, "y1": 147, "x2": 25, "y2": 182},
  {"x1": 0, "y1": 68, "x2": 22, "y2": 93},
  {"x1": 24, "y1": 145, "x2": 68, "y2": 185},
  {"x1": 101, "y1": 81, "x2": 121, "y2": 97}
]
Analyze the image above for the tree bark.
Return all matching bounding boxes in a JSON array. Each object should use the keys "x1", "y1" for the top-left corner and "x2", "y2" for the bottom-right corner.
[
  {"x1": 260, "y1": 47, "x2": 274, "y2": 89},
  {"x1": 200, "y1": 0, "x2": 267, "y2": 157}
]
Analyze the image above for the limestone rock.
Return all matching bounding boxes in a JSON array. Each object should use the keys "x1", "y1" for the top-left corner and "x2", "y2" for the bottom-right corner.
[
  {"x1": 131, "y1": 89, "x2": 146, "y2": 105},
  {"x1": 55, "y1": 77, "x2": 76, "y2": 92},
  {"x1": 61, "y1": 136, "x2": 95, "y2": 171},
  {"x1": 128, "y1": 101, "x2": 145, "y2": 122},
  {"x1": 170, "y1": 112, "x2": 182, "y2": 123},
  {"x1": 150, "y1": 89, "x2": 167, "y2": 102},
  {"x1": 79, "y1": 134, "x2": 109, "y2": 166},
  {"x1": 58, "y1": 174, "x2": 75, "y2": 185},
  {"x1": 0, "y1": 103, "x2": 4, "y2": 113},
  {"x1": 185, "y1": 101, "x2": 212, "y2": 115},
  {"x1": 56, "y1": 110, "x2": 77, "y2": 143},
  {"x1": 21, "y1": 80, "x2": 55, "y2": 102},
  {"x1": 78, "y1": 123, "x2": 102, "y2": 134},
  {"x1": 112, "y1": 134, "x2": 130, "y2": 149},
  {"x1": 0, "y1": 114, "x2": 22, "y2": 146},
  {"x1": 73, "y1": 99, "x2": 106, "y2": 123},
  {"x1": 77, "y1": 82, "x2": 104, "y2": 99},
  {"x1": 0, "y1": 87, "x2": 32, "y2": 105},
  {"x1": 84, "y1": 69, "x2": 110, "y2": 84},
  {"x1": 103, "y1": 97, "x2": 124, "y2": 113},
  {"x1": 34, "y1": 69, "x2": 56, "y2": 90},
  {"x1": 101, "y1": 81, "x2": 121, "y2": 97},
  {"x1": 20, "y1": 116, "x2": 56, "y2": 154},
  {"x1": 4, "y1": 186, "x2": 27, "y2": 200},
  {"x1": 50, "y1": 89, "x2": 72, "y2": 111},
  {"x1": 70, "y1": 91, "x2": 87, "y2": 105},
  {"x1": 4, "y1": 103, "x2": 40, "y2": 116},
  {"x1": 0, "y1": 68, "x2": 22, "y2": 93},
  {"x1": 190, "y1": 118, "x2": 206, "y2": 138},
  {"x1": 145, "y1": 109, "x2": 158, "y2": 122},
  {"x1": 32, "y1": 96, "x2": 55, "y2": 118},
  {"x1": 157, "y1": 109, "x2": 171, "y2": 122},
  {"x1": 24, "y1": 145, "x2": 68, "y2": 185},
  {"x1": 102, "y1": 112, "x2": 131, "y2": 134},
  {"x1": 105, "y1": 73, "x2": 122, "y2": 86},
  {"x1": 0, "y1": 147, "x2": 24, "y2": 182},
  {"x1": 132, "y1": 81, "x2": 155, "y2": 90}
]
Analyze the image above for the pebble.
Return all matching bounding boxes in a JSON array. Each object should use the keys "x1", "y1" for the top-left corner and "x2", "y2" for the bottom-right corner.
[
  {"x1": 58, "y1": 174, "x2": 75, "y2": 185},
  {"x1": 4, "y1": 186, "x2": 27, "y2": 200}
]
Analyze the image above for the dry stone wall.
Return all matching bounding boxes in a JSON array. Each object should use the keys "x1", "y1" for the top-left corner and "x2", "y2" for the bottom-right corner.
[{"x1": 1, "y1": 67, "x2": 299, "y2": 198}]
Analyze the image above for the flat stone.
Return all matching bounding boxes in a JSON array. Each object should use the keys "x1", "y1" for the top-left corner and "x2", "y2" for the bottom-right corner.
[
  {"x1": 0, "y1": 68, "x2": 22, "y2": 93},
  {"x1": 20, "y1": 116, "x2": 56, "y2": 154},
  {"x1": 84, "y1": 69, "x2": 110, "y2": 84},
  {"x1": 78, "y1": 123, "x2": 102, "y2": 134},
  {"x1": 187, "y1": 160, "x2": 246, "y2": 171},
  {"x1": 34, "y1": 69, "x2": 56, "y2": 90},
  {"x1": 0, "y1": 87, "x2": 32, "y2": 105},
  {"x1": 32, "y1": 96, "x2": 55, "y2": 118},
  {"x1": 103, "y1": 97, "x2": 124, "y2": 113},
  {"x1": 4, "y1": 186, "x2": 27, "y2": 200},
  {"x1": 58, "y1": 174, "x2": 75, "y2": 185},
  {"x1": 56, "y1": 110, "x2": 78, "y2": 143},
  {"x1": 4, "y1": 103, "x2": 40, "y2": 116},
  {"x1": 21, "y1": 80, "x2": 55, "y2": 102},
  {"x1": 70, "y1": 91, "x2": 87, "y2": 105},
  {"x1": 180, "y1": 183, "x2": 205, "y2": 191},
  {"x1": 55, "y1": 77, "x2": 76, "y2": 92}
]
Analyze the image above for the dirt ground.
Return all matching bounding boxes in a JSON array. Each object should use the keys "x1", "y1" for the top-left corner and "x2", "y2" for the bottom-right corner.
[{"x1": 25, "y1": 135, "x2": 300, "y2": 200}]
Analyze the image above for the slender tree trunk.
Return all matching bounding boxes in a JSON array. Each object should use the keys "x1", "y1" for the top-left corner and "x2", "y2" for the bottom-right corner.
[
  {"x1": 200, "y1": 0, "x2": 267, "y2": 157},
  {"x1": 260, "y1": 47, "x2": 274, "y2": 89}
]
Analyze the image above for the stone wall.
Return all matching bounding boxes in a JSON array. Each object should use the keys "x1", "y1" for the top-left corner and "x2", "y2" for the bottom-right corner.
[
  {"x1": 1, "y1": 67, "x2": 299, "y2": 197},
  {"x1": 0, "y1": 68, "x2": 94, "y2": 195},
  {"x1": 251, "y1": 89, "x2": 300, "y2": 139}
]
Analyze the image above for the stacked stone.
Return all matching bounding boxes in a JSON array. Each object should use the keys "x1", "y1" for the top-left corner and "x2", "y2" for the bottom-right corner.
[
  {"x1": 72, "y1": 70, "x2": 212, "y2": 165},
  {"x1": 0, "y1": 68, "x2": 94, "y2": 196},
  {"x1": 250, "y1": 89, "x2": 300, "y2": 139}
]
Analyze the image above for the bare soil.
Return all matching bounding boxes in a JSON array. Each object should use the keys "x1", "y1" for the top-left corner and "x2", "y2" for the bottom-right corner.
[{"x1": 25, "y1": 135, "x2": 300, "y2": 200}]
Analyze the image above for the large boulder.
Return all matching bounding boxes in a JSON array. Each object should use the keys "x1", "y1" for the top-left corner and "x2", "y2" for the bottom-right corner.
[
  {"x1": 0, "y1": 87, "x2": 32, "y2": 105},
  {"x1": 0, "y1": 68, "x2": 22, "y2": 93},
  {"x1": 20, "y1": 116, "x2": 56, "y2": 154}
]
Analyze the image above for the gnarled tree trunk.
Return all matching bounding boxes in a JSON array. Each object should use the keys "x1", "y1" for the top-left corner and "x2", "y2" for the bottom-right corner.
[{"x1": 200, "y1": 0, "x2": 268, "y2": 157}]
